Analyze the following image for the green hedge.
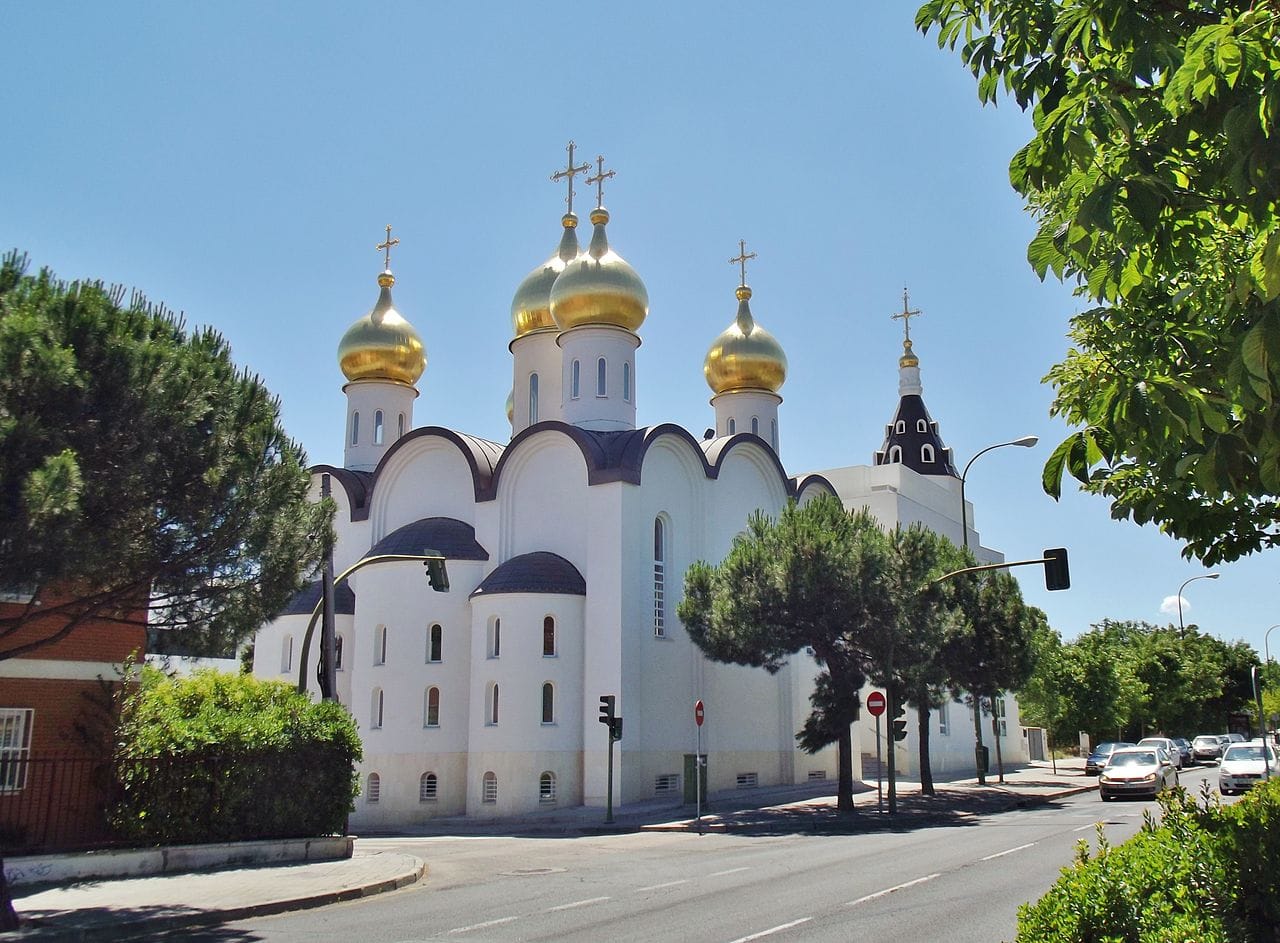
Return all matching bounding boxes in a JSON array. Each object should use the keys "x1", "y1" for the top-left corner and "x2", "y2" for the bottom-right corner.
[
  {"x1": 110, "y1": 667, "x2": 362, "y2": 845},
  {"x1": 1017, "y1": 780, "x2": 1280, "y2": 942}
]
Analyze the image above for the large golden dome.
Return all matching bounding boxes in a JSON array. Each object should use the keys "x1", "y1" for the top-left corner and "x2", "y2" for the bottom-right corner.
[
  {"x1": 511, "y1": 214, "x2": 580, "y2": 339},
  {"x1": 704, "y1": 285, "x2": 787, "y2": 395},
  {"x1": 550, "y1": 207, "x2": 648, "y2": 333},
  {"x1": 338, "y1": 270, "x2": 426, "y2": 386}
]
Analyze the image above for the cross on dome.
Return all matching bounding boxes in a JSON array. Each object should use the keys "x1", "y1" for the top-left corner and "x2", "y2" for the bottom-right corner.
[
  {"x1": 376, "y1": 225, "x2": 400, "y2": 271},
  {"x1": 586, "y1": 155, "x2": 615, "y2": 209},
  {"x1": 550, "y1": 140, "x2": 591, "y2": 215},
  {"x1": 729, "y1": 240, "x2": 757, "y2": 287},
  {"x1": 892, "y1": 286, "x2": 922, "y2": 342}
]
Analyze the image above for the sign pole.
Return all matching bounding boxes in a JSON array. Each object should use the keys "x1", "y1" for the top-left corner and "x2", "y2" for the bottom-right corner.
[
  {"x1": 694, "y1": 699, "x2": 705, "y2": 834},
  {"x1": 875, "y1": 715, "x2": 883, "y2": 813}
]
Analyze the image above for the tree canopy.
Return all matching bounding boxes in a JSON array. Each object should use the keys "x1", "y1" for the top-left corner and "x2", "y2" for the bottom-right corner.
[
  {"x1": 0, "y1": 252, "x2": 330, "y2": 658},
  {"x1": 917, "y1": 1, "x2": 1280, "y2": 564}
]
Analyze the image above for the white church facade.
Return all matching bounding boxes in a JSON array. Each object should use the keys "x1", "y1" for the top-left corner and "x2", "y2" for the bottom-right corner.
[{"x1": 252, "y1": 149, "x2": 1026, "y2": 828}]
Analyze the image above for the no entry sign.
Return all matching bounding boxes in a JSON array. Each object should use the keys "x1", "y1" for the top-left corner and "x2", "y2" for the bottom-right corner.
[
  {"x1": 694, "y1": 699, "x2": 705, "y2": 726},
  {"x1": 866, "y1": 690, "x2": 886, "y2": 717}
]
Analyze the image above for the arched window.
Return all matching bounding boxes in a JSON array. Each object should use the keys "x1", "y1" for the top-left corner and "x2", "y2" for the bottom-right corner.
[
  {"x1": 888, "y1": 445, "x2": 903, "y2": 463},
  {"x1": 921, "y1": 444, "x2": 936, "y2": 463},
  {"x1": 571, "y1": 359, "x2": 581, "y2": 399},
  {"x1": 541, "y1": 682, "x2": 554, "y2": 724},
  {"x1": 374, "y1": 624, "x2": 388, "y2": 665},
  {"x1": 419, "y1": 772, "x2": 438, "y2": 802},
  {"x1": 596, "y1": 357, "x2": 607, "y2": 396},
  {"x1": 542, "y1": 616, "x2": 555, "y2": 657},
  {"x1": 529, "y1": 373, "x2": 539, "y2": 425},
  {"x1": 751, "y1": 416, "x2": 759, "y2": 435},
  {"x1": 398, "y1": 413, "x2": 406, "y2": 439},
  {"x1": 424, "y1": 686, "x2": 440, "y2": 727},
  {"x1": 917, "y1": 418, "x2": 928, "y2": 432},
  {"x1": 487, "y1": 683, "x2": 499, "y2": 725},
  {"x1": 374, "y1": 409, "x2": 384, "y2": 445},
  {"x1": 487, "y1": 618, "x2": 500, "y2": 658},
  {"x1": 350, "y1": 411, "x2": 360, "y2": 445},
  {"x1": 895, "y1": 420, "x2": 906, "y2": 434},
  {"x1": 335, "y1": 634, "x2": 344, "y2": 671},
  {"x1": 281, "y1": 634, "x2": 293, "y2": 673},
  {"x1": 727, "y1": 418, "x2": 736, "y2": 434},
  {"x1": 771, "y1": 419, "x2": 778, "y2": 451},
  {"x1": 653, "y1": 517, "x2": 667, "y2": 638},
  {"x1": 540, "y1": 771, "x2": 557, "y2": 802},
  {"x1": 371, "y1": 688, "x2": 384, "y2": 729},
  {"x1": 482, "y1": 771, "x2": 498, "y2": 803},
  {"x1": 623, "y1": 361, "x2": 632, "y2": 402},
  {"x1": 366, "y1": 772, "x2": 381, "y2": 803},
  {"x1": 428, "y1": 623, "x2": 442, "y2": 663}
]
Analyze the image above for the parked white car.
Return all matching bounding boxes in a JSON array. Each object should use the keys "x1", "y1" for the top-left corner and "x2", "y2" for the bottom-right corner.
[
  {"x1": 1100, "y1": 747, "x2": 1179, "y2": 801},
  {"x1": 1137, "y1": 737, "x2": 1183, "y2": 769},
  {"x1": 1218, "y1": 741, "x2": 1280, "y2": 795}
]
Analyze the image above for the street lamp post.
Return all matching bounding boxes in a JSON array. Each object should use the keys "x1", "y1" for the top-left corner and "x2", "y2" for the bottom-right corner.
[
  {"x1": 1265, "y1": 624, "x2": 1280, "y2": 664},
  {"x1": 957, "y1": 435, "x2": 1038, "y2": 786},
  {"x1": 1176, "y1": 573, "x2": 1220, "y2": 638}
]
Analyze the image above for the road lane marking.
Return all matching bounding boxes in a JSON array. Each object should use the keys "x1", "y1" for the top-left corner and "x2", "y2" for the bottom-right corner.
[
  {"x1": 636, "y1": 879, "x2": 690, "y2": 892},
  {"x1": 981, "y1": 842, "x2": 1036, "y2": 861},
  {"x1": 709, "y1": 867, "x2": 750, "y2": 877},
  {"x1": 546, "y1": 896, "x2": 611, "y2": 912},
  {"x1": 448, "y1": 915, "x2": 520, "y2": 933},
  {"x1": 727, "y1": 917, "x2": 813, "y2": 942},
  {"x1": 1074, "y1": 823, "x2": 1099, "y2": 832},
  {"x1": 846, "y1": 872, "x2": 941, "y2": 906}
]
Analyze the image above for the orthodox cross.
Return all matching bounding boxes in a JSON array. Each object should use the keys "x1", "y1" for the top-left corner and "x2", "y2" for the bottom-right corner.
[
  {"x1": 586, "y1": 155, "x2": 615, "y2": 209},
  {"x1": 729, "y1": 240, "x2": 757, "y2": 287},
  {"x1": 376, "y1": 225, "x2": 400, "y2": 270},
  {"x1": 550, "y1": 140, "x2": 591, "y2": 215},
  {"x1": 892, "y1": 287, "x2": 921, "y2": 342}
]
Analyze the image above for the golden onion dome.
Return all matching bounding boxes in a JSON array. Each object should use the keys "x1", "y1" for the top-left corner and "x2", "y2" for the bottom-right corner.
[
  {"x1": 900, "y1": 338, "x2": 919, "y2": 368},
  {"x1": 511, "y1": 214, "x2": 580, "y2": 339},
  {"x1": 338, "y1": 270, "x2": 426, "y2": 386},
  {"x1": 704, "y1": 285, "x2": 787, "y2": 395},
  {"x1": 549, "y1": 207, "x2": 648, "y2": 333}
]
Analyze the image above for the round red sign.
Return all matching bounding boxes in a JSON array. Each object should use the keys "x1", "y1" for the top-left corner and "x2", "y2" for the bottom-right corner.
[
  {"x1": 866, "y1": 691, "x2": 886, "y2": 717},
  {"x1": 694, "y1": 699, "x2": 705, "y2": 726}
]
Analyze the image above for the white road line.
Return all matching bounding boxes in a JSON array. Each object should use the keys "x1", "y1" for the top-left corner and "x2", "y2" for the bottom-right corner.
[
  {"x1": 846, "y1": 872, "x2": 941, "y2": 906},
  {"x1": 727, "y1": 917, "x2": 813, "y2": 942},
  {"x1": 1074, "y1": 823, "x2": 1100, "y2": 832},
  {"x1": 546, "y1": 896, "x2": 611, "y2": 912},
  {"x1": 709, "y1": 867, "x2": 750, "y2": 877},
  {"x1": 981, "y1": 842, "x2": 1037, "y2": 861},
  {"x1": 635, "y1": 879, "x2": 690, "y2": 892},
  {"x1": 448, "y1": 915, "x2": 520, "y2": 933}
]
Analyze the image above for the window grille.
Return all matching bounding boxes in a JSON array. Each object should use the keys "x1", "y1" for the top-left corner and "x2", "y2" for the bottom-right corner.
[
  {"x1": 653, "y1": 518, "x2": 666, "y2": 637},
  {"x1": 482, "y1": 771, "x2": 498, "y2": 803},
  {"x1": 654, "y1": 773, "x2": 679, "y2": 795},
  {"x1": 807, "y1": 770, "x2": 827, "y2": 781},
  {"x1": 420, "y1": 772, "x2": 438, "y2": 802},
  {"x1": 736, "y1": 772, "x2": 759, "y2": 789},
  {"x1": 367, "y1": 772, "x2": 380, "y2": 803},
  {"x1": 540, "y1": 771, "x2": 556, "y2": 801},
  {"x1": 0, "y1": 708, "x2": 33, "y2": 792}
]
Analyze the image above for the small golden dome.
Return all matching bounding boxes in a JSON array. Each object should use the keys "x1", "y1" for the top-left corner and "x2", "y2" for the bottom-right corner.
[
  {"x1": 505, "y1": 388, "x2": 514, "y2": 425},
  {"x1": 550, "y1": 207, "x2": 648, "y2": 333},
  {"x1": 900, "y1": 338, "x2": 919, "y2": 368},
  {"x1": 338, "y1": 270, "x2": 426, "y2": 386},
  {"x1": 511, "y1": 214, "x2": 580, "y2": 339},
  {"x1": 704, "y1": 285, "x2": 787, "y2": 395}
]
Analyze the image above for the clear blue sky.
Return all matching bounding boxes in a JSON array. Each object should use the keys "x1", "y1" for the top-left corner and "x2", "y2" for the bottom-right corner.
[{"x1": 6, "y1": 3, "x2": 1275, "y2": 661}]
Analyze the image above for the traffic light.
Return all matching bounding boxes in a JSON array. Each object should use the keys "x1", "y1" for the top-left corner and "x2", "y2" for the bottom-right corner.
[
  {"x1": 423, "y1": 557, "x2": 450, "y2": 592},
  {"x1": 1043, "y1": 548, "x2": 1070, "y2": 591},
  {"x1": 610, "y1": 717, "x2": 623, "y2": 742},
  {"x1": 599, "y1": 695, "x2": 616, "y2": 726},
  {"x1": 892, "y1": 699, "x2": 908, "y2": 742}
]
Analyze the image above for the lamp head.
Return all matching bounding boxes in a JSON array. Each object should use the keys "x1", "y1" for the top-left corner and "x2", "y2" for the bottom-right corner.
[{"x1": 1013, "y1": 435, "x2": 1039, "y2": 448}]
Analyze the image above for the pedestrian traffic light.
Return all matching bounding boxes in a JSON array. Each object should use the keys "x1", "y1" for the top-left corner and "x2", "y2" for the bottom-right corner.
[
  {"x1": 1043, "y1": 548, "x2": 1070, "y2": 591},
  {"x1": 599, "y1": 695, "x2": 616, "y2": 726},
  {"x1": 423, "y1": 557, "x2": 450, "y2": 592},
  {"x1": 892, "y1": 699, "x2": 908, "y2": 741}
]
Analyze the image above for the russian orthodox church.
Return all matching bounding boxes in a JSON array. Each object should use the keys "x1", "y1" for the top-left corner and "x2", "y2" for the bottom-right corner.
[{"x1": 252, "y1": 146, "x2": 1026, "y2": 827}]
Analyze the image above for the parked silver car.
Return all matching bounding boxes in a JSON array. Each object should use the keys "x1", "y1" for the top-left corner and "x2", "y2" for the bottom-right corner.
[
  {"x1": 1192, "y1": 734, "x2": 1224, "y2": 763},
  {"x1": 1100, "y1": 747, "x2": 1179, "y2": 801}
]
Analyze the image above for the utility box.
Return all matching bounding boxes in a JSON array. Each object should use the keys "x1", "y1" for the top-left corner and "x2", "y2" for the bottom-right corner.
[
  {"x1": 975, "y1": 745, "x2": 990, "y2": 775},
  {"x1": 683, "y1": 754, "x2": 707, "y2": 804}
]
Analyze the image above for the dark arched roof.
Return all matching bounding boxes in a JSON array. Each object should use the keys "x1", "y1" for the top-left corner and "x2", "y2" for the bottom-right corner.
[
  {"x1": 281, "y1": 580, "x2": 355, "y2": 616},
  {"x1": 470, "y1": 552, "x2": 586, "y2": 598},
  {"x1": 364, "y1": 517, "x2": 489, "y2": 561}
]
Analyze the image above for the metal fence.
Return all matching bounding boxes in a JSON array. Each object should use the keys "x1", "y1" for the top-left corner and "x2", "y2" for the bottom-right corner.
[{"x1": 0, "y1": 752, "x2": 117, "y2": 855}]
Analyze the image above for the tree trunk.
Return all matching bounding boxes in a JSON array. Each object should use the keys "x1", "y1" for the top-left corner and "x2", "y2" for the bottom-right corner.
[
  {"x1": 836, "y1": 725, "x2": 855, "y2": 812},
  {"x1": 917, "y1": 703, "x2": 934, "y2": 797},
  {"x1": 972, "y1": 693, "x2": 987, "y2": 785},
  {"x1": 0, "y1": 858, "x2": 18, "y2": 932},
  {"x1": 991, "y1": 694, "x2": 1006, "y2": 783}
]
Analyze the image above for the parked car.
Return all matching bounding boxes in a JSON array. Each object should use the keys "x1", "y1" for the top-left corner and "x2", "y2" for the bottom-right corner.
[
  {"x1": 1137, "y1": 737, "x2": 1184, "y2": 769},
  {"x1": 1193, "y1": 735, "x2": 1225, "y2": 763},
  {"x1": 1171, "y1": 738, "x2": 1193, "y2": 767},
  {"x1": 1218, "y1": 741, "x2": 1280, "y2": 795},
  {"x1": 1099, "y1": 747, "x2": 1179, "y2": 800},
  {"x1": 1085, "y1": 741, "x2": 1135, "y2": 776}
]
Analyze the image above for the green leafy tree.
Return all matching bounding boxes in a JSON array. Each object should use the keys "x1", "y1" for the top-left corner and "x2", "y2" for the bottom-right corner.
[
  {"x1": 0, "y1": 252, "x2": 331, "y2": 659},
  {"x1": 679, "y1": 495, "x2": 892, "y2": 811},
  {"x1": 917, "y1": 2, "x2": 1280, "y2": 565},
  {"x1": 1015, "y1": 621, "x2": 1072, "y2": 752}
]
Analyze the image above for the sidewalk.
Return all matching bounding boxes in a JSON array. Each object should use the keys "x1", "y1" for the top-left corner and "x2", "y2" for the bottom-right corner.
[{"x1": 2, "y1": 758, "x2": 1093, "y2": 940}]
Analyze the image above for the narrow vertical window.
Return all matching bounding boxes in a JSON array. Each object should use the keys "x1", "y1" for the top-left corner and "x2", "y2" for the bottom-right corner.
[
  {"x1": 488, "y1": 618, "x2": 500, "y2": 658},
  {"x1": 623, "y1": 361, "x2": 632, "y2": 402},
  {"x1": 529, "y1": 373, "x2": 539, "y2": 424},
  {"x1": 542, "y1": 616, "x2": 555, "y2": 657},
  {"x1": 896, "y1": 420, "x2": 906, "y2": 433},
  {"x1": 375, "y1": 625, "x2": 387, "y2": 665},
  {"x1": 540, "y1": 771, "x2": 556, "y2": 801},
  {"x1": 367, "y1": 772, "x2": 381, "y2": 803},
  {"x1": 485, "y1": 683, "x2": 499, "y2": 724},
  {"x1": 727, "y1": 418, "x2": 736, "y2": 434},
  {"x1": 371, "y1": 688, "x2": 384, "y2": 729},
  {"x1": 335, "y1": 635, "x2": 344, "y2": 671},
  {"x1": 482, "y1": 771, "x2": 498, "y2": 802},
  {"x1": 374, "y1": 410, "x2": 385, "y2": 445},
  {"x1": 770, "y1": 419, "x2": 778, "y2": 451},
  {"x1": 425, "y1": 686, "x2": 440, "y2": 727},
  {"x1": 596, "y1": 357, "x2": 607, "y2": 396},
  {"x1": 398, "y1": 413, "x2": 406, "y2": 439},
  {"x1": 419, "y1": 772, "x2": 438, "y2": 802},
  {"x1": 281, "y1": 634, "x2": 293, "y2": 673},
  {"x1": 653, "y1": 517, "x2": 666, "y2": 638},
  {"x1": 351, "y1": 411, "x2": 360, "y2": 445},
  {"x1": 541, "y1": 682, "x2": 554, "y2": 724},
  {"x1": 571, "y1": 359, "x2": 581, "y2": 399},
  {"x1": 751, "y1": 416, "x2": 759, "y2": 435},
  {"x1": 428, "y1": 623, "x2": 442, "y2": 663},
  {"x1": 938, "y1": 701, "x2": 950, "y2": 736}
]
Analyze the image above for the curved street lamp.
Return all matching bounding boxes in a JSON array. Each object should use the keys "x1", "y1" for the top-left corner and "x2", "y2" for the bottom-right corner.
[
  {"x1": 1265, "y1": 623, "x2": 1280, "y2": 664},
  {"x1": 1176, "y1": 573, "x2": 1220, "y2": 638},
  {"x1": 959, "y1": 435, "x2": 1039, "y2": 552}
]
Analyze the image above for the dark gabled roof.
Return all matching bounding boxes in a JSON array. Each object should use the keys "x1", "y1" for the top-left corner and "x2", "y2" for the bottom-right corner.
[
  {"x1": 281, "y1": 580, "x2": 355, "y2": 616},
  {"x1": 365, "y1": 517, "x2": 489, "y2": 561},
  {"x1": 874, "y1": 394, "x2": 958, "y2": 477},
  {"x1": 470, "y1": 552, "x2": 586, "y2": 598}
]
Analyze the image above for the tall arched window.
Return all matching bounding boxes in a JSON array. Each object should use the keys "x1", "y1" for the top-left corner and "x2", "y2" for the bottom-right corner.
[
  {"x1": 727, "y1": 418, "x2": 736, "y2": 434},
  {"x1": 424, "y1": 686, "x2": 440, "y2": 727},
  {"x1": 917, "y1": 419, "x2": 928, "y2": 432},
  {"x1": 482, "y1": 771, "x2": 498, "y2": 803},
  {"x1": 653, "y1": 517, "x2": 667, "y2": 638},
  {"x1": 419, "y1": 772, "x2": 438, "y2": 802},
  {"x1": 571, "y1": 359, "x2": 581, "y2": 399},
  {"x1": 487, "y1": 618, "x2": 500, "y2": 658},
  {"x1": 895, "y1": 420, "x2": 906, "y2": 433},
  {"x1": 529, "y1": 373, "x2": 539, "y2": 424},
  {"x1": 428, "y1": 623, "x2": 442, "y2": 663},
  {"x1": 623, "y1": 362, "x2": 632, "y2": 402},
  {"x1": 487, "y1": 683, "x2": 499, "y2": 725},
  {"x1": 888, "y1": 445, "x2": 903, "y2": 463},
  {"x1": 751, "y1": 416, "x2": 759, "y2": 435},
  {"x1": 350, "y1": 411, "x2": 360, "y2": 445},
  {"x1": 596, "y1": 357, "x2": 607, "y2": 396},
  {"x1": 541, "y1": 682, "x2": 554, "y2": 724},
  {"x1": 542, "y1": 616, "x2": 555, "y2": 657},
  {"x1": 921, "y1": 444, "x2": 936, "y2": 463},
  {"x1": 374, "y1": 410, "x2": 384, "y2": 445},
  {"x1": 371, "y1": 688, "x2": 384, "y2": 729},
  {"x1": 374, "y1": 625, "x2": 388, "y2": 665},
  {"x1": 540, "y1": 771, "x2": 557, "y2": 801},
  {"x1": 366, "y1": 772, "x2": 380, "y2": 803},
  {"x1": 398, "y1": 413, "x2": 406, "y2": 439},
  {"x1": 281, "y1": 634, "x2": 293, "y2": 673}
]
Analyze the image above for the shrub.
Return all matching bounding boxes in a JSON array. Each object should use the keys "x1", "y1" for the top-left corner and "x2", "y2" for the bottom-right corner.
[{"x1": 110, "y1": 667, "x2": 362, "y2": 845}]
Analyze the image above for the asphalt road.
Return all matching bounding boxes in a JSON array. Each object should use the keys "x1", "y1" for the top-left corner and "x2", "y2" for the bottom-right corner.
[{"x1": 167, "y1": 766, "x2": 1224, "y2": 943}]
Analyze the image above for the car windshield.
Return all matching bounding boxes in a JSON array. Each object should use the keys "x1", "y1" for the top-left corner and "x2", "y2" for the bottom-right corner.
[
  {"x1": 1094, "y1": 743, "x2": 1123, "y2": 753},
  {"x1": 1194, "y1": 737, "x2": 1218, "y2": 746},
  {"x1": 1137, "y1": 739, "x2": 1166, "y2": 747},
  {"x1": 1108, "y1": 752, "x2": 1157, "y2": 767},
  {"x1": 1224, "y1": 746, "x2": 1271, "y2": 762}
]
